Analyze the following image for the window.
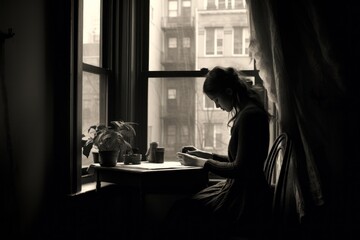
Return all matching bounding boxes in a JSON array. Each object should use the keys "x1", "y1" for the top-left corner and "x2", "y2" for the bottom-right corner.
[
  {"x1": 169, "y1": 0, "x2": 178, "y2": 17},
  {"x1": 74, "y1": 0, "x2": 275, "y2": 192},
  {"x1": 147, "y1": 0, "x2": 271, "y2": 161},
  {"x1": 168, "y1": 89, "x2": 177, "y2": 99},
  {"x1": 207, "y1": 0, "x2": 216, "y2": 10},
  {"x1": 81, "y1": 0, "x2": 109, "y2": 167},
  {"x1": 183, "y1": 37, "x2": 190, "y2": 48},
  {"x1": 233, "y1": 27, "x2": 249, "y2": 55},
  {"x1": 218, "y1": 0, "x2": 226, "y2": 9},
  {"x1": 182, "y1": 0, "x2": 191, "y2": 17},
  {"x1": 168, "y1": 37, "x2": 177, "y2": 48},
  {"x1": 205, "y1": 28, "x2": 223, "y2": 56}
]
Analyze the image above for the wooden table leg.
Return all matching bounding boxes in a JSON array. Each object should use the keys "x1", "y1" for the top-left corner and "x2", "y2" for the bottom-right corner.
[{"x1": 96, "y1": 171, "x2": 101, "y2": 191}]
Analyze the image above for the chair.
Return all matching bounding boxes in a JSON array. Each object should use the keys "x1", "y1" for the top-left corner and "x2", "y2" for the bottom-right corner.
[
  {"x1": 263, "y1": 133, "x2": 292, "y2": 196},
  {"x1": 263, "y1": 133, "x2": 303, "y2": 240},
  {"x1": 231, "y1": 133, "x2": 294, "y2": 240}
]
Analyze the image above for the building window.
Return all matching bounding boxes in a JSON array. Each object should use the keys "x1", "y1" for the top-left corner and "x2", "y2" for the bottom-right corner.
[
  {"x1": 182, "y1": 0, "x2": 191, "y2": 17},
  {"x1": 218, "y1": 0, "x2": 226, "y2": 9},
  {"x1": 167, "y1": 88, "x2": 177, "y2": 110},
  {"x1": 227, "y1": 0, "x2": 232, "y2": 9},
  {"x1": 205, "y1": 28, "x2": 224, "y2": 56},
  {"x1": 169, "y1": 0, "x2": 178, "y2": 17},
  {"x1": 233, "y1": 27, "x2": 249, "y2": 55},
  {"x1": 183, "y1": 37, "x2": 190, "y2": 48},
  {"x1": 169, "y1": 37, "x2": 177, "y2": 48},
  {"x1": 168, "y1": 88, "x2": 177, "y2": 99},
  {"x1": 207, "y1": 0, "x2": 217, "y2": 10}
]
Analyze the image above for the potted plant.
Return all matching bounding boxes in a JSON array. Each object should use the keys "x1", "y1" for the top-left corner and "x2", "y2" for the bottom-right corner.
[{"x1": 82, "y1": 120, "x2": 139, "y2": 166}]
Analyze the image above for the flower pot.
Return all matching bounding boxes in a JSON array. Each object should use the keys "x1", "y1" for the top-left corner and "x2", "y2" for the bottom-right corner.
[
  {"x1": 92, "y1": 152, "x2": 99, "y2": 163},
  {"x1": 123, "y1": 153, "x2": 142, "y2": 165},
  {"x1": 117, "y1": 149, "x2": 125, "y2": 163},
  {"x1": 99, "y1": 150, "x2": 120, "y2": 167}
]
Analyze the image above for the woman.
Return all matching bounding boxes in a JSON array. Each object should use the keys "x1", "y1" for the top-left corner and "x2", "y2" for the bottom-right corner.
[{"x1": 159, "y1": 66, "x2": 272, "y2": 240}]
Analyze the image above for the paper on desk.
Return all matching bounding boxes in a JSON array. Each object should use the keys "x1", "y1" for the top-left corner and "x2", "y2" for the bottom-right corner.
[{"x1": 119, "y1": 161, "x2": 193, "y2": 170}]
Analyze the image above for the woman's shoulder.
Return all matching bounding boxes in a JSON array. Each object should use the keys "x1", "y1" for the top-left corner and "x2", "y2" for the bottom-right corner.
[
  {"x1": 241, "y1": 103, "x2": 267, "y2": 116},
  {"x1": 236, "y1": 103, "x2": 269, "y2": 125}
]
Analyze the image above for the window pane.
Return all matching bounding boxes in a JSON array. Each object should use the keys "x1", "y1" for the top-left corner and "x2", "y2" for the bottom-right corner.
[
  {"x1": 168, "y1": 0, "x2": 178, "y2": 17},
  {"x1": 206, "y1": 27, "x2": 215, "y2": 55},
  {"x1": 148, "y1": 77, "x2": 230, "y2": 161},
  {"x1": 233, "y1": 27, "x2": 242, "y2": 55},
  {"x1": 149, "y1": 0, "x2": 253, "y2": 71},
  {"x1": 83, "y1": 0, "x2": 101, "y2": 66},
  {"x1": 82, "y1": 71, "x2": 101, "y2": 166}
]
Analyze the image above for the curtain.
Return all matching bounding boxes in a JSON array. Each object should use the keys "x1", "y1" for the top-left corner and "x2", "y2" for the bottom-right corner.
[
  {"x1": 246, "y1": 0, "x2": 360, "y2": 229},
  {"x1": 0, "y1": 29, "x2": 17, "y2": 238}
]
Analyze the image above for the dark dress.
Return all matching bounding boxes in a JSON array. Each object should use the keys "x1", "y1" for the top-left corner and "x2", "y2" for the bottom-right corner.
[{"x1": 159, "y1": 104, "x2": 272, "y2": 240}]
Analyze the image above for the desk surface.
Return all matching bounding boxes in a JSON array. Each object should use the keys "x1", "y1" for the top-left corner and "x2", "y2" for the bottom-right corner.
[
  {"x1": 89, "y1": 161, "x2": 203, "y2": 172},
  {"x1": 89, "y1": 161, "x2": 209, "y2": 193}
]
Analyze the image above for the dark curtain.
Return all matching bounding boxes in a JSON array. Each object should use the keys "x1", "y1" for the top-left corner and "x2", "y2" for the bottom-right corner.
[{"x1": 247, "y1": 0, "x2": 360, "y2": 237}]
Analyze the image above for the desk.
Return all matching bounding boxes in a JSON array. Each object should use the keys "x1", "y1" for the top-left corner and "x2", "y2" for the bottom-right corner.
[
  {"x1": 88, "y1": 161, "x2": 209, "y2": 239},
  {"x1": 89, "y1": 161, "x2": 208, "y2": 192}
]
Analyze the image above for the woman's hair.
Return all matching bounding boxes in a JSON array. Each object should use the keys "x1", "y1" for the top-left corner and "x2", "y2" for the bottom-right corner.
[{"x1": 203, "y1": 66, "x2": 270, "y2": 126}]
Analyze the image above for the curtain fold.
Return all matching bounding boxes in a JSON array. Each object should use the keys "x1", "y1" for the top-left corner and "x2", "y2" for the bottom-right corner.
[{"x1": 246, "y1": 0, "x2": 352, "y2": 224}]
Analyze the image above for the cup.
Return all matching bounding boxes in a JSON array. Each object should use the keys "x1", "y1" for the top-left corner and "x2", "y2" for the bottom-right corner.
[{"x1": 154, "y1": 147, "x2": 165, "y2": 163}]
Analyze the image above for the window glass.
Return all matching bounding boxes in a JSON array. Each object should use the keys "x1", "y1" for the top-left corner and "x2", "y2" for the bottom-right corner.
[
  {"x1": 148, "y1": 77, "x2": 230, "y2": 161},
  {"x1": 169, "y1": 37, "x2": 177, "y2": 48},
  {"x1": 183, "y1": 37, "x2": 190, "y2": 48},
  {"x1": 82, "y1": 0, "x2": 100, "y2": 66},
  {"x1": 82, "y1": 72, "x2": 100, "y2": 166},
  {"x1": 168, "y1": 89, "x2": 177, "y2": 99},
  {"x1": 233, "y1": 27, "x2": 242, "y2": 55},
  {"x1": 169, "y1": 0, "x2": 178, "y2": 17},
  {"x1": 149, "y1": 0, "x2": 252, "y2": 70},
  {"x1": 218, "y1": 0, "x2": 226, "y2": 9},
  {"x1": 81, "y1": 0, "x2": 107, "y2": 169},
  {"x1": 216, "y1": 28, "x2": 224, "y2": 55},
  {"x1": 148, "y1": 0, "x2": 254, "y2": 161},
  {"x1": 206, "y1": 27, "x2": 215, "y2": 55}
]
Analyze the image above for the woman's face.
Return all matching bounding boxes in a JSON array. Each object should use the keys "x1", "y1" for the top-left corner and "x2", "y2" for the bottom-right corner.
[{"x1": 206, "y1": 90, "x2": 233, "y2": 112}]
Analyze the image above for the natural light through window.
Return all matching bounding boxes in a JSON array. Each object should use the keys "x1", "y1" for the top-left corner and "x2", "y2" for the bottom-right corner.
[{"x1": 148, "y1": 0, "x2": 252, "y2": 161}]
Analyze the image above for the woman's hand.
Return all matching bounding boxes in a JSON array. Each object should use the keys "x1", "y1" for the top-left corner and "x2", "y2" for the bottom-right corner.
[
  {"x1": 187, "y1": 149, "x2": 213, "y2": 159},
  {"x1": 181, "y1": 145, "x2": 197, "y2": 153},
  {"x1": 181, "y1": 146, "x2": 213, "y2": 159},
  {"x1": 176, "y1": 152, "x2": 207, "y2": 167}
]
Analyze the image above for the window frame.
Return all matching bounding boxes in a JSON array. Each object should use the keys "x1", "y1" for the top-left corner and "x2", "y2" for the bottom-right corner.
[{"x1": 73, "y1": 0, "x2": 270, "y2": 194}]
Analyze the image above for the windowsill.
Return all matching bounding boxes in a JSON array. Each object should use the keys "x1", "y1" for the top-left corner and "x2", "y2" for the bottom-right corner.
[{"x1": 68, "y1": 181, "x2": 115, "y2": 197}]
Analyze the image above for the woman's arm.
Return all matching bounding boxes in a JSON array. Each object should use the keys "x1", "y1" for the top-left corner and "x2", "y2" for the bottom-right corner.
[
  {"x1": 177, "y1": 152, "x2": 207, "y2": 167},
  {"x1": 204, "y1": 108, "x2": 270, "y2": 179}
]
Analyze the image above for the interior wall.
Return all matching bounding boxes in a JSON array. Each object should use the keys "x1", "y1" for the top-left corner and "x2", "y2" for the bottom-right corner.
[{"x1": 0, "y1": 0, "x2": 54, "y2": 237}]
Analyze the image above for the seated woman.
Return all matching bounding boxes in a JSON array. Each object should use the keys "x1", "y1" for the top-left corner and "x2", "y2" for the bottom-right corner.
[{"x1": 157, "y1": 66, "x2": 273, "y2": 240}]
